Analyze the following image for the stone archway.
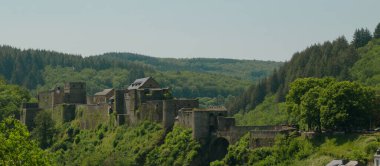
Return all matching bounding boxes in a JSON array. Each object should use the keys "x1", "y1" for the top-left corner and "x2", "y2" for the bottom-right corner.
[{"x1": 209, "y1": 137, "x2": 229, "y2": 162}]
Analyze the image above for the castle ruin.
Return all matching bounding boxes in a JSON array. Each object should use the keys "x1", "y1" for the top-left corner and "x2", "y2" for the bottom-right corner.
[{"x1": 21, "y1": 77, "x2": 295, "y2": 149}]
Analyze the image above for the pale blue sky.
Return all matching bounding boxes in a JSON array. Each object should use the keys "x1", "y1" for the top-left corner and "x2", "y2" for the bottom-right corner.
[{"x1": 1, "y1": 1, "x2": 379, "y2": 61}]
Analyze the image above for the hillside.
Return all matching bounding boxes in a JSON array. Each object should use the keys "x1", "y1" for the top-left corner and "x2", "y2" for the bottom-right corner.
[
  {"x1": 0, "y1": 46, "x2": 280, "y2": 100},
  {"x1": 230, "y1": 25, "x2": 380, "y2": 129},
  {"x1": 95, "y1": 52, "x2": 283, "y2": 81},
  {"x1": 227, "y1": 36, "x2": 359, "y2": 114},
  {"x1": 350, "y1": 38, "x2": 380, "y2": 91},
  {"x1": 212, "y1": 132, "x2": 380, "y2": 165},
  {"x1": 37, "y1": 66, "x2": 251, "y2": 98}
]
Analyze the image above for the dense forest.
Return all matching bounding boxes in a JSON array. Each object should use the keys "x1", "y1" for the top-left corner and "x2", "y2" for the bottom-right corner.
[
  {"x1": 0, "y1": 46, "x2": 281, "y2": 101},
  {"x1": 95, "y1": 52, "x2": 281, "y2": 81},
  {"x1": 227, "y1": 25, "x2": 380, "y2": 115}
]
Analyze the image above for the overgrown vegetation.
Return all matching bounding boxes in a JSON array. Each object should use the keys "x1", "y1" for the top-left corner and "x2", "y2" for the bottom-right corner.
[
  {"x1": 0, "y1": 79, "x2": 30, "y2": 121},
  {"x1": 95, "y1": 52, "x2": 282, "y2": 81},
  {"x1": 286, "y1": 78, "x2": 376, "y2": 132},
  {"x1": 0, "y1": 117, "x2": 52, "y2": 165},
  {"x1": 145, "y1": 125, "x2": 201, "y2": 166},
  {"x1": 350, "y1": 38, "x2": 380, "y2": 91},
  {"x1": 228, "y1": 36, "x2": 359, "y2": 114},
  {"x1": 212, "y1": 132, "x2": 380, "y2": 166},
  {"x1": 51, "y1": 122, "x2": 164, "y2": 165},
  {"x1": 234, "y1": 95, "x2": 287, "y2": 126}
]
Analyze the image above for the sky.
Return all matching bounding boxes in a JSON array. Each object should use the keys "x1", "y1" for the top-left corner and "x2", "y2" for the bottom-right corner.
[{"x1": 1, "y1": 1, "x2": 379, "y2": 61}]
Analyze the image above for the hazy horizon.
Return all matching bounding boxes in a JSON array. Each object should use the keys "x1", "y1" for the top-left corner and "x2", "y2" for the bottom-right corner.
[{"x1": 1, "y1": 0, "x2": 379, "y2": 61}]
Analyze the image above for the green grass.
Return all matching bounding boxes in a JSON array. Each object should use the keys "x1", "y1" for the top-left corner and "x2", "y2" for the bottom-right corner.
[{"x1": 234, "y1": 95, "x2": 288, "y2": 126}]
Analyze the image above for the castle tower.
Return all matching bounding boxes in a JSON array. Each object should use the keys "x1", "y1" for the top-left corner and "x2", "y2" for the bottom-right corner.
[{"x1": 63, "y1": 82, "x2": 86, "y2": 104}]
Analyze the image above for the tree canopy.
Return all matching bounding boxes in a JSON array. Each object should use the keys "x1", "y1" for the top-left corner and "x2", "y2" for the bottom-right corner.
[
  {"x1": 0, "y1": 79, "x2": 31, "y2": 121},
  {"x1": 0, "y1": 117, "x2": 52, "y2": 165},
  {"x1": 286, "y1": 78, "x2": 376, "y2": 132},
  {"x1": 229, "y1": 36, "x2": 358, "y2": 114},
  {"x1": 352, "y1": 28, "x2": 373, "y2": 48},
  {"x1": 374, "y1": 22, "x2": 380, "y2": 39}
]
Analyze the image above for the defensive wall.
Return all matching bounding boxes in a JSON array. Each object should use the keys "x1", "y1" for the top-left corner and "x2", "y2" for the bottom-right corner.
[{"x1": 177, "y1": 107, "x2": 296, "y2": 147}]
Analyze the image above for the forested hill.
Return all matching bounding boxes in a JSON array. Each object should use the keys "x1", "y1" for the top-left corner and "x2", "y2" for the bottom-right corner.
[
  {"x1": 227, "y1": 25, "x2": 379, "y2": 114},
  {"x1": 0, "y1": 46, "x2": 151, "y2": 89},
  {"x1": 0, "y1": 45, "x2": 281, "y2": 99},
  {"x1": 94, "y1": 52, "x2": 282, "y2": 81}
]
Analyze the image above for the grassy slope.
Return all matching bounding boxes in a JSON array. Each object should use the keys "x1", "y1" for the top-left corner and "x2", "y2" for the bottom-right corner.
[
  {"x1": 294, "y1": 133, "x2": 380, "y2": 165},
  {"x1": 234, "y1": 95, "x2": 288, "y2": 126}
]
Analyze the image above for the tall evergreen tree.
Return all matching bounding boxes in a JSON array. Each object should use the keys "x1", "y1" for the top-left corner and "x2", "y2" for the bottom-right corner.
[
  {"x1": 352, "y1": 28, "x2": 373, "y2": 48},
  {"x1": 374, "y1": 22, "x2": 380, "y2": 39}
]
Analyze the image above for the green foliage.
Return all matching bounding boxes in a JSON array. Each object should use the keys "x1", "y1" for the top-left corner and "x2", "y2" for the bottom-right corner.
[
  {"x1": 352, "y1": 28, "x2": 373, "y2": 48},
  {"x1": 213, "y1": 132, "x2": 380, "y2": 165},
  {"x1": 211, "y1": 133, "x2": 313, "y2": 166},
  {"x1": 300, "y1": 87, "x2": 323, "y2": 132},
  {"x1": 51, "y1": 121, "x2": 164, "y2": 165},
  {"x1": 230, "y1": 36, "x2": 358, "y2": 114},
  {"x1": 96, "y1": 52, "x2": 282, "y2": 81},
  {"x1": 319, "y1": 81, "x2": 375, "y2": 131},
  {"x1": 38, "y1": 66, "x2": 131, "y2": 95},
  {"x1": 127, "y1": 68, "x2": 145, "y2": 84},
  {"x1": 31, "y1": 110, "x2": 57, "y2": 149},
  {"x1": 374, "y1": 22, "x2": 380, "y2": 39},
  {"x1": 286, "y1": 78, "x2": 376, "y2": 131},
  {"x1": 234, "y1": 95, "x2": 287, "y2": 126},
  {"x1": 0, "y1": 79, "x2": 31, "y2": 121},
  {"x1": 39, "y1": 66, "x2": 251, "y2": 98},
  {"x1": 151, "y1": 70, "x2": 251, "y2": 98},
  {"x1": 0, "y1": 46, "x2": 280, "y2": 94},
  {"x1": 350, "y1": 39, "x2": 380, "y2": 91},
  {"x1": 145, "y1": 125, "x2": 201, "y2": 166},
  {"x1": 0, "y1": 117, "x2": 52, "y2": 165},
  {"x1": 286, "y1": 77, "x2": 336, "y2": 130},
  {"x1": 0, "y1": 46, "x2": 149, "y2": 89}
]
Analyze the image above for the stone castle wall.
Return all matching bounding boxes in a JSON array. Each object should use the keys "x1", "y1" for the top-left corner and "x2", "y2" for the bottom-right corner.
[
  {"x1": 20, "y1": 103, "x2": 42, "y2": 130},
  {"x1": 76, "y1": 104, "x2": 110, "y2": 129},
  {"x1": 64, "y1": 82, "x2": 86, "y2": 104}
]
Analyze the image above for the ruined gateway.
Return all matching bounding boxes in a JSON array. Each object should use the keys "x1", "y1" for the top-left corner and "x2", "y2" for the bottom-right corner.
[{"x1": 20, "y1": 77, "x2": 295, "y2": 149}]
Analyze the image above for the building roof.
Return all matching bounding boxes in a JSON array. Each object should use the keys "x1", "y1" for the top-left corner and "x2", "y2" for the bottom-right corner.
[
  {"x1": 127, "y1": 77, "x2": 152, "y2": 90},
  {"x1": 94, "y1": 89, "x2": 114, "y2": 96}
]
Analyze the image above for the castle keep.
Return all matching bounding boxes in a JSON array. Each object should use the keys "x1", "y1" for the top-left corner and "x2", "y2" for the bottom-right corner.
[{"x1": 21, "y1": 77, "x2": 295, "y2": 149}]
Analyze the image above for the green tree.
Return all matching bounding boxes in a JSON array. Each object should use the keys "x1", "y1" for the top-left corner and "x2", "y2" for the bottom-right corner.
[
  {"x1": 319, "y1": 81, "x2": 375, "y2": 131},
  {"x1": 374, "y1": 22, "x2": 380, "y2": 39},
  {"x1": 286, "y1": 77, "x2": 335, "y2": 125},
  {"x1": 31, "y1": 110, "x2": 56, "y2": 149},
  {"x1": 145, "y1": 125, "x2": 201, "y2": 166},
  {"x1": 127, "y1": 68, "x2": 145, "y2": 84},
  {"x1": 0, "y1": 117, "x2": 52, "y2": 165},
  {"x1": 0, "y1": 79, "x2": 30, "y2": 121},
  {"x1": 300, "y1": 87, "x2": 323, "y2": 132},
  {"x1": 352, "y1": 28, "x2": 373, "y2": 48}
]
